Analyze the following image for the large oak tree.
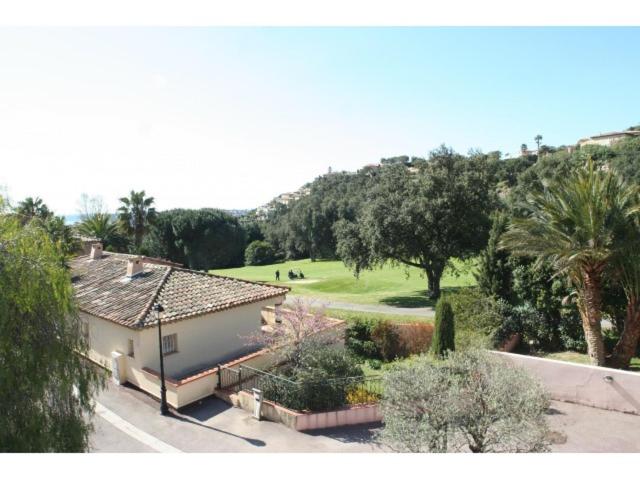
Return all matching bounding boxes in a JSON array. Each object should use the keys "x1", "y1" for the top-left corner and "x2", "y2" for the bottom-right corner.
[{"x1": 336, "y1": 146, "x2": 496, "y2": 299}]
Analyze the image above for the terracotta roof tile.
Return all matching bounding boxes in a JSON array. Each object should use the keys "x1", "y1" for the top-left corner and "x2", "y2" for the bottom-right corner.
[{"x1": 70, "y1": 253, "x2": 289, "y2": 329}]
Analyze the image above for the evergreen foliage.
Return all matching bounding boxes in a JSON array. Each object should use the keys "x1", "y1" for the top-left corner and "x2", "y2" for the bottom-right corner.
[
  {"x1": 142, "y1": 208, "x2": 246, "y2": 269},
  {"x1": 475, "y1": 211, "x2": 512, "y2": 300},
  {"x1": 244, "y1": 240, "x2": 276, "y2": 266},
  {"x1": 432, "y1": 299, "x2": 455, "y2": 357}
]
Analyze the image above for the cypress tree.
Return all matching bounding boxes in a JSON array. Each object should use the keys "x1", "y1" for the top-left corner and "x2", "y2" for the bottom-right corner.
[{"x1": 431, "y1": 299, "x2": 455, "y2": 358}]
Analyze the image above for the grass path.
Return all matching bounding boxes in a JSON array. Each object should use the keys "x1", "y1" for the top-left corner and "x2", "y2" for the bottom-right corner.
[{"x1": 213, "y1": 258, "x2": 477, "y2": 308}]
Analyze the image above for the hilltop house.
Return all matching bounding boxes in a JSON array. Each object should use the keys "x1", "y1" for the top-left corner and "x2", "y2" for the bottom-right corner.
[
  {"x1": 578, "y1": 129, "x2": 640, "y2": 148},
  {"x1": 71, "y1": 243, "x2": 288, "y2": 408}
]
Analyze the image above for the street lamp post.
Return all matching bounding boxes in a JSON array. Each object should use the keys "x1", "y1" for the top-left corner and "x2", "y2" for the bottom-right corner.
[{"x1": 153, "y1": 303, "x2": 169, "y2": 415}]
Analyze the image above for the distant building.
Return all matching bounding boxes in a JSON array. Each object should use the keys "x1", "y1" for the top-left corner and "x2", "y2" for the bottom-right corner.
[
  {"x1": 255, "y1": 185, "x2": 312, "y2": 219},
  {"x1": 578, "y1": 130, "x2": 640, "y2": 148}
]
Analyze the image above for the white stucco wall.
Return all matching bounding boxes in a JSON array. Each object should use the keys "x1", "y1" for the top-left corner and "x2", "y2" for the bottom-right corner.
[
  {"x1": 81, "y1": 312, "x2": 141, "y2": 384},
  {"x1": 494, "y1": 351, "x2": 640, "y2": 415},
  {"x1": 83, "y1": 296, "x2": 284, "y2": 382},
  {"x1": 140, "y1": 297, "x2": 284, "y2": 378}
]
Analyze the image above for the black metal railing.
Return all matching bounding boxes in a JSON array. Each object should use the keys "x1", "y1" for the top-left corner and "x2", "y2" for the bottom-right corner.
[{"x1": 217, "y1": 364, "x2": 383, "y2": 411}]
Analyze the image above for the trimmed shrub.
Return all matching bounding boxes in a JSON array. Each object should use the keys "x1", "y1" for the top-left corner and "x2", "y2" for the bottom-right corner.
[
  {"x1": 371, "y1": 321, "x2": 402, "y2": 362},
  {"x1": 244, "y1": 240, "x2": 276, "y2": 266},
  {"x1": 431, "y1": 299, "x2": 455, "y2": 358},
  {"x1": 396, "y1": 323, "x2": 434, "y2": 356},
  {"x1": 345, "y1": 318, "x2": 380, "y2": 359},
  {"x1": 346, "y1": 319, "x2": 434, "y2": 361}
]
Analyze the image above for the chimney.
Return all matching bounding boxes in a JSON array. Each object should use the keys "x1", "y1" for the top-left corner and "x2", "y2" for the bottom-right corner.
[
  {"x1": 89, "y1": 243, "x2": 103, "y2": 260},
  {"x1": 126, "y1": 256, "x2": 144, "y2": 278}
]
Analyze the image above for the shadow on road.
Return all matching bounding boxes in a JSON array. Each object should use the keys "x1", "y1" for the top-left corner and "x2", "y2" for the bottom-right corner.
[
  {"x1": 306, "y1": 422, "x2": 382, "y2": 446},
  {"x1": 168, "y1": 410, "x2": 266, "y2": 447},
  {"x1": 180, "y1": 396, "x2": 233, "y2": 422},
  {"x1": 380, "y1": 287, "x2": 467, "y2": 309}
]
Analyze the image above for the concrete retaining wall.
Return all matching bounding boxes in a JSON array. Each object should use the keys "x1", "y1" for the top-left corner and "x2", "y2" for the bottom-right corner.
[
  {"x1": 232, "y1": 390, "x2": 381, "y2": 431},
  {"x1": 494, "y1": 351, "x2": 640, "y2": 415}
]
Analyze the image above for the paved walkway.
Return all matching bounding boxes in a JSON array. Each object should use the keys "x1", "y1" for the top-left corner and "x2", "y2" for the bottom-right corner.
[
  {"x1": 90, "y1": 381, "x2": 640, "y2": 453},
  {"x1": 90, "y1": 382, "x2": 379, "y2": 453},
  {"x1": 285, "y1": 295, "x2": 435, "y2": 318}
]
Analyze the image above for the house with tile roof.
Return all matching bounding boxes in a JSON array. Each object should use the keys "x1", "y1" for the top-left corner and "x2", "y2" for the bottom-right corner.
[
  {"x1": 71, "y1": 243, "x2": 289, "y2": 408},
  {"x1": 577, "y1": 129, "x2": 640, "y2": 148}
]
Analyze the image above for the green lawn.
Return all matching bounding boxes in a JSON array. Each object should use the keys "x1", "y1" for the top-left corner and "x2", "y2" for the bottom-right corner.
[
  {"x1": 325, "y1": 308, "x2": 433, "y2": 324},
  {"x1": 212, "y1": 258, "x2": 477, "y2": 307}
]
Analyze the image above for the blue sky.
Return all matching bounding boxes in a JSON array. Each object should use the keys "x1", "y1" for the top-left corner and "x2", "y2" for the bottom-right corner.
[{"x1": 1, "y1": 27, "x2": 639, "y2": 214}]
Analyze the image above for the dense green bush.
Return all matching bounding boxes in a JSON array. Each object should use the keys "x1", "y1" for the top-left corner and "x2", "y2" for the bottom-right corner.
[
  {"x1": 431, "y1": 299, "x2": 455, "y2": 358},
  {"x1": 346, "y1": 318, "x2": 433, "y2": 361},
  {"x1": 244, "y1": 240, "x2": 276, "y2": 266},
  {"x1": 557, "y1": 312, "x2": 587, "y2": 352},
  {"x1": 345, "y1": 318, "x2": 380, "y2": 359},
  {"x1": 444, "y1": 288, "x2": 502, "y2": 341},
  {"x1": 445, "y1": 287, "x2": 587, "y2": 352},
  {"x1": 262, "y1": 345, "x2": 364, "y2": 412}
]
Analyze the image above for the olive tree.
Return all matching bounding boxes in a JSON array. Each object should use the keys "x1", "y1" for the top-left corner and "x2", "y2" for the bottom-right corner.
[
  {"x1": 446, "y1": 350, "x2": 550, "y2": 453},
  {"x1": 379, "y1": 350, "x2": 550, "y2": 453}
]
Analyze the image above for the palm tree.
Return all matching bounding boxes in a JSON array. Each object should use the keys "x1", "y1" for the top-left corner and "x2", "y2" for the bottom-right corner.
[
  {"x1": 501, "y1": 159, "x2": 640, "y2": 365},
  {"x1": 117, "y1": 190, "x2": 157, "y2": 251},
  {"x1": 534, "y1": 134, "x2": 543, "y2": 150},
  {"x1": 77, "y1": 212, "x2": 118, "y2": 245},
  {"x1": 15, "y1": 197, "x2": 51, "y2": 223}
]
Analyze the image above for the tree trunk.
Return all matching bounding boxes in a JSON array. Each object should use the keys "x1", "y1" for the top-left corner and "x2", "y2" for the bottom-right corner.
[
  {"x1": 608, "y1": 298, "x2": 640, "y2": 369},
  {"x1": 578, "y1": 270, "x2": 606, "y2": 366},
  {"x1": 134, "y1": 228, "x2": 143, "y2": 250},
  {"x1": 426, "y1": 262, "x2": 445, "y2": 299}
]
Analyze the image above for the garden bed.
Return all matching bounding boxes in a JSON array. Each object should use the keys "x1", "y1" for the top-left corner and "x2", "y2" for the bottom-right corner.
[{"x1": 229, "y1": 389, "x2": 382, "y2": 431}]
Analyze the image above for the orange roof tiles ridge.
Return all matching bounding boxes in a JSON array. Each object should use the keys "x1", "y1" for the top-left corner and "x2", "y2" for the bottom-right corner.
[{"x1": 134, "y1": 266, "x2": 173, "y2": 326}]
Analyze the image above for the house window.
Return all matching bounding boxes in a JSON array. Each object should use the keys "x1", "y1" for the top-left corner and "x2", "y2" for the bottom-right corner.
[
  {"x1": 162, "y1": 334, "x2": 178, "y2": 355},
  {"x1": 127, "y1": 339, "x2": 135, "y2": 358}
]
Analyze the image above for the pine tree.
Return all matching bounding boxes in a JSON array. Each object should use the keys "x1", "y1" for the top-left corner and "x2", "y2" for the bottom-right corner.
[
  {"x1": 431, "y1": 299, "x2": 455, "y2": 358},
  {"x1": 475, "y1": 211, "x2": 512, "y2": 300}
]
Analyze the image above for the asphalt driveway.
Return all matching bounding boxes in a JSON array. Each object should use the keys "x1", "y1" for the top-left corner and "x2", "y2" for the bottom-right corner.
[{"x1": 90, "y1": 381, "x2": 640, "y2": 453}]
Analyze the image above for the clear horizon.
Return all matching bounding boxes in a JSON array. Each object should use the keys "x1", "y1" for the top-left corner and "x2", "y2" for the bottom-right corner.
[{"x1": 1, "y1": 27, "x2": 639, "y2": 215}]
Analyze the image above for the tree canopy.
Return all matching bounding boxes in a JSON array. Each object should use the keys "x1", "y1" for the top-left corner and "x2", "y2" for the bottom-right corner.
[
  {"x1": 336, "y1": 146, "x2": 496, "y2": 298},
  {"x1": 501, "y1": 159, "x2": 640, "y2": 365},
  {"x1": 0, "y1": 208, "x2": 103, "y2": 452},
  {"x1": 117, "y1": 190, "x2": 157, "y2": 252},
  {"x1": 142, "y1": 208, "x2": 246, "y2": 269}
]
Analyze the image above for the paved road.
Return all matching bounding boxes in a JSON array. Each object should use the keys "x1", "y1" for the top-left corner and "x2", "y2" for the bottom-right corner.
[
  {"x1": 285, "y1": 295, "x2": 435, "y2": 318},
  {"x1": 90, "y1": 381, "x2": 640, "y2": 453},
  {"x1": 90, "y1": 382, "x2": 379, "y2": 453}
]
